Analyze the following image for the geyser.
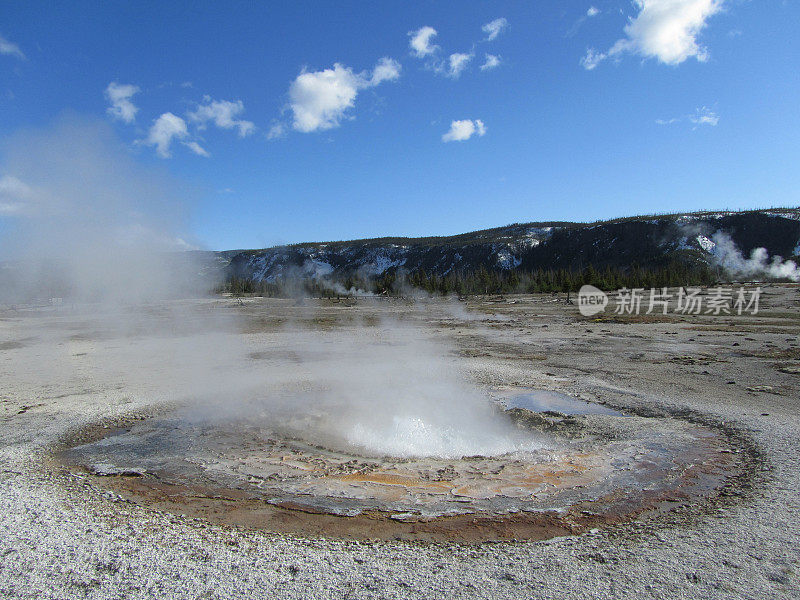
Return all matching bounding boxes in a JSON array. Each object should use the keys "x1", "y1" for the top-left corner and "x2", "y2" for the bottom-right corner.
[
  {"x1": 184, "y1": 321, "x2": 550, "y2": 461},
  {"x1": 345, "y1": 413, "x2": 543, "y2": 459},
  {"x1": 2, "y1": 119, "x2": 743, "y2": 543},
  {"x1": 62, "y1": 375, "x2": 738, "y2": 542},
  {"x1": 0, "y1": 118, "x2": 536, "y2": 461}
]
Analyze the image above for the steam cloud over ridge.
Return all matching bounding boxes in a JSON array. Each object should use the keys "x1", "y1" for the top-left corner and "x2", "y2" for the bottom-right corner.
[{"x1": 709, "y1": 231, "x2": 800, "y2": 282}]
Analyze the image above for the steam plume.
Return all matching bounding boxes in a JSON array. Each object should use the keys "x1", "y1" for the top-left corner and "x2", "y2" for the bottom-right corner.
[
  {"x1": 0, "y1": 116, "x2": 540, "y2": 459},
  {"x1": 0, "y1": 114, "x2": 207, "y2": 304},
  {"x1": 710, "y1": 232, "x2": 800, "y2": 282}
]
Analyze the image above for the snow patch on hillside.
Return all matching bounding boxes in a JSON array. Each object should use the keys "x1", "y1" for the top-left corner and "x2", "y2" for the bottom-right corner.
[
  {"x1": 495, "y1": 249, "x2": 522, "y2": 269},
  {"x1": 696, "y1": 235, "x2": 716, "y2": 252},
  {"x1": 359, "y1": 251, "x2": 407, "y2": 275}
]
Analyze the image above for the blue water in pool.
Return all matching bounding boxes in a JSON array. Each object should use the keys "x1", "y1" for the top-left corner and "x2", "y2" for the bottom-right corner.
[{"x1": 505, "y1": 390, "x2": 625, "y2": 416}]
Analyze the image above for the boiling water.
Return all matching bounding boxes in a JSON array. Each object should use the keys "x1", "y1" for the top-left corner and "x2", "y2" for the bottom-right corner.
[{"x1": 346, "y1": 413, "x2": 546, "y2": 459}]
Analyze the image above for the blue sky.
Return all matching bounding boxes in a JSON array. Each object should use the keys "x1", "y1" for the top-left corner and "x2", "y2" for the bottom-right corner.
[{"x1": 1, "y1": 1, "x2": 798, "y2": 250}]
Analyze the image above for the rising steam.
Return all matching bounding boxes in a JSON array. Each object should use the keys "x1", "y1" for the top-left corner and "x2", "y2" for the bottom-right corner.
[
  {"x1": 709, "y1": 231, "x2": 800, "y2": 282},
  {"x1": 0, "y1": 116, "x2": 540, "y2": 459},
  {"x1": 0, "y1": 114, "x2": 207, "y2": 304}
]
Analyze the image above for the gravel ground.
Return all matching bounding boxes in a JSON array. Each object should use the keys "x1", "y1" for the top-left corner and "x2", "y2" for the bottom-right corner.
[{"x1": 1, "y1": 287, "x2": 799, "y2": 599}]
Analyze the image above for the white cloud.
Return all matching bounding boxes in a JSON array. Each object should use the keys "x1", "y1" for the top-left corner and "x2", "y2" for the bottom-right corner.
[
  {"x1": 289, "y1": 64, "x2": 362, "y2": 133},
  {"x1": 0, "y1": 34, "x2": 25, "y2": 59},
  {"x1": 447, "y1": 52, "x2": 473, "y2": 78},
  {"x1": 0, "y1": 175, "x2": 32, "y2": 197},
  {"x1": 370, "y1": 57, "x2": 402, "y2": 85},
  {"x1": 580, "y1": 48, "x2": 607, "y2": 70},
  {"x1": 0, "y1": 201, "x2": 22, "y2": 215},
  {"x1": 289, "y1": 58, "x2": 400, "y2": 133},
  {"x1": 183, "y1": 141, "x2": 210, "y2": 157},
  {"x1": 442, "y1": 119, "x2": 486, "y2": 142},
  {"x1": 656, "y1": 106, "x2": 719, "y2": 127},
  {"x1": 482, "y1": 18, "x2": 508, "y2": 41},
  {"x1": 0, "y1": 175, "x2": 57, "y2": 216},
  {"x1": 143, "y1": 113, "x2": 189, "y2": 158},
  {"x1": 0, "y1": 175, "x2": 35, "y2": 214},
  {"x1": 568, "y1": 7, "x2": 600, "y2": 37},
  {"x1": 188, "y1": 98, "x2": 255, "y2": 137},
  {"x1": 409, "y1": 26, "x2": 439, "y2": 58},
  {"x1": 113, "y1": 223, "x2": 200, "y2": 252},
  {"x1": 480, "y1": 54, "x2": 501, "y2": 71},
  {"x1": 409, "y1": 24, "x2": 494, "y2": 79},
  {"x1": 104, "y1": 82, "x2": 140, "y2": 124},
  {"x1": 690, "y1": 106, "x2": 719, "y2": 126},
  {"x1": 582, "y1": 0, "x2": 724, "y2": 69},
  {"x1": 266, "y1": 122, "x2": 287, "y2": 140}
]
